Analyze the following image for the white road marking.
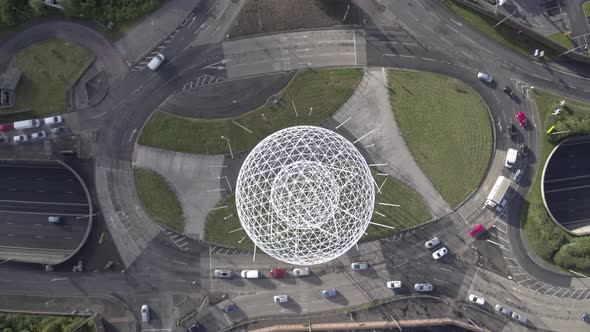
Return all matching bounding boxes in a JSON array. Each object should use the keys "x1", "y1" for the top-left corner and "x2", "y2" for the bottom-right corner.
[
  {"x1": 353, "y1": 28, "x2": 357, "y2": 66},
  {"x1": 172, "y1": 260, "x2": 188, "y2": 265},
  {"x1": 449, "y1": 18, "x2": 463, "y2": 26},
  {"x1": 422, "y1": 57, "x2": 437, "y2": 62},
  {"x1": 532, "y1": 74, "x2": 551, "y2": 81},
  {"x1": 440, "y1": 37, "x2": 454, "y2": 46}
]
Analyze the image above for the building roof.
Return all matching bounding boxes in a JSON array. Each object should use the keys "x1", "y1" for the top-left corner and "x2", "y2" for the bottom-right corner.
[{"x1": 0, "y1": 67, "x2": 22, "y2": 91}]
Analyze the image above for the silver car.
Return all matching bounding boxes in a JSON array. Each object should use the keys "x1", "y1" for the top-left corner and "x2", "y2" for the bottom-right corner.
[
  {"x1": 214, "y1": 270, "x2": 231, "y2": 278},
  {"x1": 424, "y1": 236, "x2": 440, "y2": 249},
  {"x1": 414, "y1": 283, "x2": 433, "y2": 292},
  {"x1": 351, "y1": 262, "x2": 368, "y2": 270},
  {"x1": 495, "y1": 304, "x2": 512, "y2": 316}
]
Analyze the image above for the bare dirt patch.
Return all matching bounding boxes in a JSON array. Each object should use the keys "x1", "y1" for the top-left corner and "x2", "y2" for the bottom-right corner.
[{"x1": 229, "y1": 0, "x2": 363, "y2": 38}]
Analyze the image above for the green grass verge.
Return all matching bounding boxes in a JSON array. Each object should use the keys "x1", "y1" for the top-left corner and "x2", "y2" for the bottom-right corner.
[
  {"x1": 387, "y1": 69, "x2": 493, "y2": 209},
  {"x1": 0, "y1": 313, "x2": 95, "y2": 332},
  {"x1": 443, "y1": 0, "x2": 559, "y2": 60},
  {"x1": 584, "y1": 2, "x2": 590, "y2": 17},
  {"x1": 204, "y1": 173, "x2": 431, "y2": 250},
  {"x1": 523, "y1": 90, "x2": 590, "y2": 272},
  {"x1": 547, "y1": 31, "x2": 574, "y2": 50},
  {"x1": 139, "y1": 69, "x2": 363, "y2": 155},
  {"x1": 12, "y1": 39, "x2": 94, "y2": 118},
  {"x1": 134, "y1": 167, "x2": 184, "y2": 233}
]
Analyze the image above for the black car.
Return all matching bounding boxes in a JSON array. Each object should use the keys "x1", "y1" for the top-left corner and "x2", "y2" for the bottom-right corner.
[
  {"x1": 187, "y1": 322, "x2": 200, "y2": 332},
  {"x1": 503, "y1": 86, "x2": 514, "y2": 97},
  {"x1": 510, "y1": 124, "x2": 517, "y2": 138},
  {"x1": 0, "y1": 136, "x2": 9, "y2": 144},
  {"x1": 519, "y1": 144, "x2": 528, "y2": 157}
]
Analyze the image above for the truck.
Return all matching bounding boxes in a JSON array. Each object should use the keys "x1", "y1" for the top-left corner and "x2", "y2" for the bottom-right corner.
[
  {"x1": 485, "y1": 176, "x2": 512, "y2": 209},
  {"x1": 505, "y1": 148, "x2": 517, "y2": 168},
  {"x1": 13, "y1": 119, "x2": 40, "y2": 130}
]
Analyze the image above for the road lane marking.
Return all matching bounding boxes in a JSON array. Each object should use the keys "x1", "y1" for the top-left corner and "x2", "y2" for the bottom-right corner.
[
  {"x1": 0, "y1": 199, "x2": 87, "y2": 206},
  {"x1": 449, "y1": 18, "x2": 463, "y2": 26},
  {"x1": 422, "y1": 58, "x2": 437, "y2": 62},
  {"x1": 440, "y1": 37, "x2": 454, "y2": 46},
  {"x1": 353, "y1": 28, "x2": 357, "y2": 66},
  {"x1": 50, "y1": 278, "x2": 69, "y2": 282},
  {"x1": 434, "y1": 278, "x2": 449, "y2": 284},
  {"x1": 172, "y1": 260, "x2": 188, "y2": 265},
  {"x1": 532, "y1": 74, "x2": 551, "y2": 81}
]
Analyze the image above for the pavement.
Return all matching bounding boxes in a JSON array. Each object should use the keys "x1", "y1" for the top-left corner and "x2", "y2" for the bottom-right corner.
[
  {"x1": 133, "y1": 145, "x2": 225, "y2": 240},
  {"x1": 331, "y1": 67, "x2": 452, "y2": 219}
]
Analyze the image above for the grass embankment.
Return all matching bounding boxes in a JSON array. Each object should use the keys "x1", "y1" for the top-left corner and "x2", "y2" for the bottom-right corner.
[
  {"x1": 134, "y1": 167, "x2": 184, "y2": 233},
  {"x1": 443, "y1": 0, "x2": 563, "y2": 60},
  {"x1": 204, "y1": 173, "x2": 432, "y2": 250},
  {"x1": 387, "y1": 70, "x2": 493, "y2": 209},
  {"x1": 12, "y1": 39, "x2": 94, "y2": 118},
  {"x1": 547, "y1": 31, "x2": 575, "y2": 50},
  {"x1": 139, "y1": 69, "x2": 363, "y2": 155},
  {"x1": 524, "y1": 90, "x2": 590, "y2": 272},
  {"x1": 584, "y1": 2, "x2": 590, "y2": 17},
  {"x1": 0, "y1": 313, "x2": 95, "y2": 332}
]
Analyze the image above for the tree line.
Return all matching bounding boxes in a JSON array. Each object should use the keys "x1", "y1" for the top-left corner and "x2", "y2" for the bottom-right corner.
[{"x1": 0, "y1": 0, "x2": 164, "y2": 27}]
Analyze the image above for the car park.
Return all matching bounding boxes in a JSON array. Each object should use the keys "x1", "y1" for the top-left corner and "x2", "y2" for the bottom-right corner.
[
  {"x1": 470, "y1": 224, "x2": 486, "y2": 238},
  {"x1": 495, "y1": 304, "x2": 512, "y2": 316},
  {"x1": 432, "y1": 247, "x2": 448, "y2": 260},
  {"x1": 270, "y1": 268, "x2": 285, "y2": 278},
  {"x1": 44, "y1": 115, "x2": 62, "y2": 125},
  {"x1": 386, "y1": 281, "x2": 402, "y2": 289},
  {"x1": 273, "y1": 295, "x2": 288, "y2": 303},
  {"x1": 293, "y1": 267, "x2": 310, "y2": 277},
  {"x1": 0, "y1": 123, "x2": 13, "y2": 131},
  {"x1": 141, "y1": 304, "x2": 150, "y2": 322},
  {"x1": 0, "y1": 137, "x2": 9, "y2": 144},
  {"x1": 148, "y1": 54, "x2": 165, "y2": 71},
  {"x1": 509, "y1": 124, "x2": 517, "y2": 138},
  {"x1": 351, "y1": 262, "x2": 368, "y2": 270},
  {"x1": 414, "y1": 283, "x2": 433, "y2": 292},
  {"x1": 512, "y1": 312, "x2": 528, "y2": 324},
  {"x1": 503, "y1": 86, "x2": 514, "y2": 96},
  {"x1": 31, "y1": 131, "x2": 47, "y2": 140},
  {"x1": 468, "y1": 294, "x2": 485, "y2": 305},
  {"x1": 519, "y1": 144, "x2": 528, "y2": 158},
  {"x1": 322, "y1": 288, "x2": 337, "y2": 297},
  {"x1": 241, "y1": 270, "x2": 259, "y2": 279},
  {"x1": 214, "y1": 270, "x2": 231, "y2": 278},
  {"x1": 477, "y1": 72, "x2": 493, "y2": 83},
  {"x1": 424, "y1": 237, "x2": 440, "y2": 249},
  {"x1": 517, "y1": 112, "x2": 527, "y2": 127},
  {"x1": 513, "y1": 169, "x2": 523, "y2": 183},
  {"x1": 13, "y1": 134, "x2": 29, "y2": 142}
]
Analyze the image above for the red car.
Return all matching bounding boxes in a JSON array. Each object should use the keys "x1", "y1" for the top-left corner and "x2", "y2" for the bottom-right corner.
[
  {"x1": 516, "y1": 112, "x2": 527, "y2": 127},
  {"x1": 0, "y1": 123, "x2": 14, "y2": 131},
  {"x1": 269, "y1": 268, "x2": 285, "y2": 278},
  {"x1": 470, "y1": 224, "x2": 486, "y2": 238}
]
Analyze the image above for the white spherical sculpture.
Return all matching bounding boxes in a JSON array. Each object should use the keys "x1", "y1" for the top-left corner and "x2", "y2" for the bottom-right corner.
[{"x1": 235, "y1": 126, "x2": 375, "y2": 265}]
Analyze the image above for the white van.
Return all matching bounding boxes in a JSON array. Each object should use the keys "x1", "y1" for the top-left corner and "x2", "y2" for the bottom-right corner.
[
  {"x1": 147, "y1": 54, "x2": 165, "y2": 71},
  {"x1": 241, "y1": 270, "x2": 259, "y2": 279},
  {"x1": 505, "y1": 148, "x2": 517, "y2": 168},
  {"x1": 14, "y1": 119, "x2": 40, "y2": 130}
]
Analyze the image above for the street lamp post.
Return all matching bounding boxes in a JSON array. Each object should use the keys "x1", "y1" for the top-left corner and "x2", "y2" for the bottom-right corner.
[
  {"x1": 221, "y1": 136, "x2": 233, "y2": 159},
  {"x1": 492, "y1": 11, "x2": 517, "y2": 29}
]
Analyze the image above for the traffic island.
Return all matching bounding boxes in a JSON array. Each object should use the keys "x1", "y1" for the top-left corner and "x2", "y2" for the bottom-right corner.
[{"x1": 386, "y1": 70, "x2": 493, "y2": 209}]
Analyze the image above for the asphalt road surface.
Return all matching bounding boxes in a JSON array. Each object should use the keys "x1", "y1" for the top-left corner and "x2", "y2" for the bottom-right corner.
[{"x1": 0, "y1": 161, "x2": 91, "y2": 253}]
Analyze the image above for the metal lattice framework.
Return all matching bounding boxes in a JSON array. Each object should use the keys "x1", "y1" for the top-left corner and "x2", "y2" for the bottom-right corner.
[{"x1": 235, "y1": 126, "x2": 375, "y2": 265}]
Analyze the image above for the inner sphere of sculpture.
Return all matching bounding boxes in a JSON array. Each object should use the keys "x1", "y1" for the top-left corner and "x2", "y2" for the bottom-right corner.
[{"x1": 235, "y1": 126, "x2": 375, "y2": 265}]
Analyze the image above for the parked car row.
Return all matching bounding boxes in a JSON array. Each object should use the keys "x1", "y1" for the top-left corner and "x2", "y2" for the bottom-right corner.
[
  {"x1": 215, "y1": 262, "x2": 371, "y2": 280},
  {"x1": 0, "y1": 116, "x2": 64, "y2": 144}
]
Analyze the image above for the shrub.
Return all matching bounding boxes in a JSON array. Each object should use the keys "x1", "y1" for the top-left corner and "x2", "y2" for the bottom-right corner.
[
  {"x1": 527, "y1": 202, "x2": 568, "y2": 260},
  {"x1": 554, "y1": 238, "x2": 590, "y2": 271}
]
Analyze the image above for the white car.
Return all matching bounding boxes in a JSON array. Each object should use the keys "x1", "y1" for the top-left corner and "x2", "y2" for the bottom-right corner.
[
  {"x1": 147, "y1": 53, "x2": 165, "y2": 71},
  {"x1": 469, "y1": 294, "x2": 485, "y2": 305},
  {"x1": 293, "y1": 267, "x2": 310, "y2": 277},
  {"x1": 241, "y1": 270, "x2": 259, "y2": 279},
  {"x1": 512, "y1": 312, "x2": 528, "y2": 324},
  {"x1": 214, "y1": 270, "x2": 231, "y2": 278},
  {"x1": 477, "y1": 72, "x2": 493, "y2": 83},
  {"x1": 273, "y1": 295, "x2": 288, "y2": 303},
  {"x1": 31, "y1": 131, "x2": 47, "y2": 140},
  {"x1": 13, "y1": 134, "x2": 29, "y2": 142},
  {"x1": 351, "y1": 262, "x2": 368, "y2": 270},
  {"x1": 414, "y1": 283, "x2": 433, "y2": 292},
  {"x1": 386, "y1": 281, "x2": 402, "y2": 289},
  {"x1": 44, "y1": 115, "x2": 62, "y2": 125},
  {"x1": 141, "y1": 304, "x2": 150, "y2": 322},
  {"x1": 432, "y1": 247, "x2": 448, "y2": 260},
  {"x1": 424, "y1": 237, "x2": 440, "y2": 249}
]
